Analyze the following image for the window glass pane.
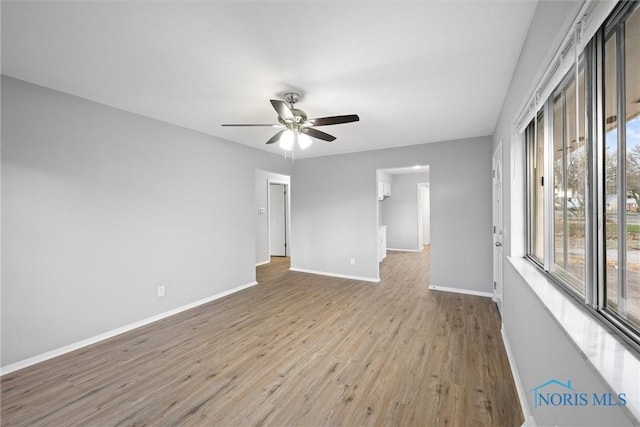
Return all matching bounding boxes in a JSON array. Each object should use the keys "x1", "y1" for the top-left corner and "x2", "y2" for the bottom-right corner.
[
  {"x1": 526, "y1": 114, "x2": 545, "y2": 262},
  {"x1": 624, "y1": 5, "x2": 640, "y2": 327},
  {"x1": 568, "y1": 70, "x2": 587, "y2": 287},
  {"x1": 604, "y1": 32, "x2": 619, "y2": 311},
  {"x1": 553, "y1": 95, "x2": 565, "y2": 268},
  {"x1": 552, "y1": 69, "x2": 586, "y2": 295},
  {"x1": 527, "y1": 125, "x2": 532, "y2": 252},
  {"x1": 533, "y1": 114, "x2": 545, "y2": 260}
]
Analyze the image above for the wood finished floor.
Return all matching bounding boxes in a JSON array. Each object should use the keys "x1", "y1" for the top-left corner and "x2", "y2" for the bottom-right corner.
[{"x1": 1, "y1": 248, "x2": 523, "y2": 426}]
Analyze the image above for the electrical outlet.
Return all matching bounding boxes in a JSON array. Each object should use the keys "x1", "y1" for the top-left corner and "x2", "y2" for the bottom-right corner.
[
  {"x1": 157, "y1": 285, "x2": 166, "y2": 298},
  {"x1": 350, "y1": 257, "x2": 356, "y2": 265}
]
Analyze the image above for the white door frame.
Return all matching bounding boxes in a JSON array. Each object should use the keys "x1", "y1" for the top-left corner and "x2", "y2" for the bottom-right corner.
[
  {"x1": 267, "y1": 179, "x2": 291, "y2": 258},
  {"x1": 492, "y1": 141, "x2": 504, "y2": 314},
  {"x1": 417, "y1": 183, "x2": 430, "y2": 250}
]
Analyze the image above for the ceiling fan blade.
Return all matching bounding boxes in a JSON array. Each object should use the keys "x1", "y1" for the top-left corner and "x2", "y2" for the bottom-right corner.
[
  {"x1": 266, "y1": 129, "x2": 286, "y2": 145},
  {"x1": 303, "y1": 128, "x2": 336, "y2": 142},
  {"x1": 221, "y1": 123, "x2": 280, "y2": 127},
  {"x1": 309, "y1": 114, "x2": 360, "y2": 126},
  {"x1": 270, "y1": 100, "x2": 295, "y2": 122}
]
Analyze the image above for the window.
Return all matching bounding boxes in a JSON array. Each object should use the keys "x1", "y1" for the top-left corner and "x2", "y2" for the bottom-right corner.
[
  {"x1": 603, "y1": 3, "x2": 640, "y2": 331},
  {"x1": 525, "y1": 1, "x2": 640, "y2": 345}
]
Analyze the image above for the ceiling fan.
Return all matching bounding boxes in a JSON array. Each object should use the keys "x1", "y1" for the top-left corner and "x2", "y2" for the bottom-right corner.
[{"x1": 221, "y1": 93, "x2": 359, "y2": 151}]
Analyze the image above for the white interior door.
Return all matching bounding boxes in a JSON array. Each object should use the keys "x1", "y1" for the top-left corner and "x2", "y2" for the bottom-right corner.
[
  {"x1": 269, "y1": 184, "x2": 287, "y2": 256},
  {"x1": 493, "y1": 142, "x2": 504, "y2": 314}
]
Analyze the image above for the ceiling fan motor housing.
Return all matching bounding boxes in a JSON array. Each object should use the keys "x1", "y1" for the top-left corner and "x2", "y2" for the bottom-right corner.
[
  {"x1": 278, "y1": 108, "x2": 307, "y2": 128},
  {"x1": 284, "y1": 92, "x2": 300, "y2": 105}
]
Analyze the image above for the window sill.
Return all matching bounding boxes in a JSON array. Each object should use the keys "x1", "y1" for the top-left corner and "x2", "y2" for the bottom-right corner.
[{"x1": 507, "y1": 257, "x2": 640, "y2": 423}]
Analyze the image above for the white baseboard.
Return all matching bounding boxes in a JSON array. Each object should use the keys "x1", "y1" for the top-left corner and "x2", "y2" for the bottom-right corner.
[
  {"x1": 0, "y1": 281, "x2": 258, "y2": 376},
  {"x1": 501, "y1": 325, "x2": 537, "y2": 427},
  {"x1": 386, "y1": 248, "x2": 422, "y2": 253},
  {"x1": 289, "y1": 267, "x2": 379, "y2": 283},
  {"x1": 428, "y1": 284, "x2": 493, "y2": 298},
  {"x1": 255, "y1": 259, "x2": 270, "y2": 267}
]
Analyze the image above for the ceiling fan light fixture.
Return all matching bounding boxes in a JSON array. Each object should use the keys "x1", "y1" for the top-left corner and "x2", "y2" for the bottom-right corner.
[
  {"x1": 279, "y1": 130, "x2": 294, "y2": 151},
  {"x1": 221, "y1": 93, "x2": 359, "y2": 153},
  {"x1": 298, "y1": 133, "x2": 313, "y2": 150}
]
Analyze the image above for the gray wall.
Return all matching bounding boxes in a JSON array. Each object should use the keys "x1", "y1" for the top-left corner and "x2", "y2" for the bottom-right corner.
[
  {"x1": 504, "y1": 264, "x2": 632, "y2": 426},
  {"x1": 493, "y1": 1, "x2": 634, "y2": 425},
  {"x1": 291, "y1": 136, "x2": 492, "y2": 292},
  {"x1": 1, "y1": 76, "x2": 292, "y2": 366},
  {"x1": 381, "y1": 172, "x2": 429, "y2": 251},
  {"x1": 254, "y1": 170, "x2": 290, "y2": 265}
]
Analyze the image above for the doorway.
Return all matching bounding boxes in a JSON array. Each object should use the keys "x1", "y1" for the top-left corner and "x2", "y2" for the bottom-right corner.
[
  {"x1": 269, "y1": 182, "x2": 289, "y2": 257},
  {"x1": 376, "y1": 166, "x2": 430, "y2": 279}
]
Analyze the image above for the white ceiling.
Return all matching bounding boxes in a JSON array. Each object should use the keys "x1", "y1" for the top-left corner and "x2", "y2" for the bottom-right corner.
[{"x1": 1, "y1": 1, "x2": 538, "y2": 159}]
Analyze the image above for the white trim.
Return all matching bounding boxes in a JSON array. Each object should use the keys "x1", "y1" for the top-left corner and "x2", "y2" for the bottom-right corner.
[
  {"x1": 418, "y1": 181, "x2": 430, "y2": 248},
  {"x1": 492, "y1": 140, "x2": 504, "y2": 313},
  {"x1": 386, "y1": 247, "x2": 421, "y2": 253},
  {"x1": 501, "y1": 326, "x2": 537, "y2": 427},
  {"x1": 255, "y1": 259, "x2": 270, "y2": 267},
  {"x1": 0, "y1": 281, "x2": 258, "y2": 376},
  {"x1": 428, "y1": 285, "x2": 493, "y2": 298},
  {"x1": 289, "y1": 267, "x2": 380, "y2": 283}
]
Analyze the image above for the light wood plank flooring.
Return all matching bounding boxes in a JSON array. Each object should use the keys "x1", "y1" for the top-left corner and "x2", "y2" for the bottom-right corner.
[{"x1": 1, "y1": 248, "x2": 523, "y2": 426}]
